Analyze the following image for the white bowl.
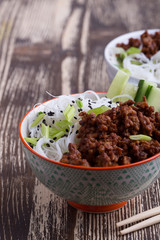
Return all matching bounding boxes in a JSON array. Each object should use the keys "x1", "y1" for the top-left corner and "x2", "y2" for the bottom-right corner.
[{"x1": 104, "y1": 29, "x2": 160, "y2": 86}]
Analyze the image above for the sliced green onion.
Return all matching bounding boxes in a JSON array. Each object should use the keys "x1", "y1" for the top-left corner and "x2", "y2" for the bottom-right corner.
[
  {"x1": 41, "y1": 123, "x2": 49, "y2": 138},
  {"x1": 131, "y1": 60, "x2": 142, "y2": 65},
  {"x1": 64, "y1": 104, "x2": 75, "y2": 122},
  {"x1": 31, "y1": 113, "x2": 45, "y2": 128},
  {"x1": 25, "y1": 137, "x2": 40, "y2": 146},
  {"x1": 126, "y1": 47, "x2": 141, "y2": 55},
  {"x1": 55, "y1": 120, "x2": 72, "y2": 130},
  {"x1": 88, "y1": 106, "x2": 111, "y2": 115},
  {"x1": 52, "y1": 130, "x2": 66, "y2": 140},
  {"x1": 76, "y1": 99, "x2": 83, "y2": 108},
  {"x1": 49, "y1": 126, "x2": 60, "y2": 138},
  {"x1": 129, "y1": 134, "x2": 152, "y2": 141}
]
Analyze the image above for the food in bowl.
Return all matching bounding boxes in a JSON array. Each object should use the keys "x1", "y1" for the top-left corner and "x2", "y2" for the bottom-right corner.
[
  {"x1": 23, "y1": 70, "x2": 160, "y2": 168},
  {"x1": 19, "y1": 70, "x2": 160, "y2": 212},
  {"x1": 104, "y1": 29, "x2": 160, "y2": 85}
]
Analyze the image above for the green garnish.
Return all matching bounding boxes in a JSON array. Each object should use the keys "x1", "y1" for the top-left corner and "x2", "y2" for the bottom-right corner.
[
  {"x1": 41, "y1": 123, "x2": 49, "y2": 138},
  {"x1": 126, "y1": 47, "x2": 141, "y2": 55},
  {"x1": 31, "y1": 113, "x2": 45, "y2": 128},
  {"x1": 131, "y1": 60, "x2": 142, "y2": 65},
  {"x1": 129, "y1": 134, "x2": 152, "y2": 141},
  {"x1": 55, "y1": 120, "x2": 72, "y2": 130},
  {"x1": 25, "y1": 137, "x2": 40, "y2": 146},
  {"x1": 64, "y1": 104, "x2": 75, "y2": 122},
  {"x1": 88, "y1": 106, "x2": 111, "y2": 115},
  {"x1": 76, "y1": 99, "x2": 83, "y2": 108},
  {"x1": 52, "y1": 130, "x2": 65, "y2": 140},
  {"x1": 49, "y1": 126, "x2": 60, "y2": 139}
]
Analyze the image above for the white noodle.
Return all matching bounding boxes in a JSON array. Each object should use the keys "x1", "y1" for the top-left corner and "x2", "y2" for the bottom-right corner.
[{"x1": 27, "y1": 91, "x2": 117, "y2": 161}]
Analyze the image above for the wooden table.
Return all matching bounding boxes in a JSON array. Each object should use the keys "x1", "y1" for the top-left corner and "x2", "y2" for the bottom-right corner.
[{"x1": 1, "y1": 0, "x2": 160, "y2": 239}]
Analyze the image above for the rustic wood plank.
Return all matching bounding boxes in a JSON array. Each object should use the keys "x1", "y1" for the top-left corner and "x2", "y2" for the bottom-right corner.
[{"x1": 1, "y1": 0, "x2": 160, "y2": 239}]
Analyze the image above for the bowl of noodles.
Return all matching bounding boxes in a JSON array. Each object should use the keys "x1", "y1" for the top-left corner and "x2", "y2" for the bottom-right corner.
[
  {"x1": 19, "y1": 91, "x2": 160, "y2": 213},
  {"x1": 104, "y1": 29, "x2": 160, "y2": 86}
]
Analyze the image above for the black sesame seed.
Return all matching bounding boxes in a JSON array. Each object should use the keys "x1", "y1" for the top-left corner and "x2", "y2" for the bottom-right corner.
[
  {"x1": 60, "y1": 110, "x2": 63, "y2": 113},
  {"x1": 78, "y1": 108, "x2": 83, "y2": 112},
  {"x1": 63, "y1": 134, "x2": 68, "y2": 137},
  {"x1": 66, "y1": 129, "x2": 69, "y2": 132},
  {"x1": 108, "y1": 105, "x2": 111, "y2": 108},
  {"x1": 74, "y1": 116, "x2": 77, "y2": 120},
  {"x1": 48, "y1": 111, "x2": 55, "y2": 116},
  {"x1": 52, "y1": 120, "x2": 55, "y2": 124},
  {"x1": 70, "y1": 104, "x2": 73, "y2": 107},
  {"x1": 53, "y1": 137, "x2": 57, "y2": 140},
  {"x1": 108, "y1": 101, "x2": 112, "y2": 104},
  {"x1": 50, "y1": 140, "x2": 54, "y2": 143},
  {"x1": 76, "y1": 130, "x2": 79, "y2": 134},
  {"x1": 116, "y1": 101, "x2": 119, "y2": 104},
  {"x1": 72, "y1": 125, "x2": 74, "y2": 128},
  {"x1": 72, "y1": 100, "x2": 75, "y2": 103},
  {"x1": 88, "y1": 106, "x2": 93, "y2": 109},
  {"x1": 46, "y1": 143, "x2": 50, "y2": 147}
]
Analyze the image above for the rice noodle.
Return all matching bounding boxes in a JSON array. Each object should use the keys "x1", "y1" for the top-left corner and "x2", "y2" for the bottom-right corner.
[
  {"x1": 27, "y1": 91, "x2": 117, "y2": 161},
  {"x1": 110, "y1": 48, "x2": 160, "y2": 83}
]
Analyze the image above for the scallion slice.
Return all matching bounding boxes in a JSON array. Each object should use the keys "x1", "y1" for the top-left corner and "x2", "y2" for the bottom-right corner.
[
  {"x1": 52, "y1": 130, "x2": 65, "y2": 140},
  {"x1": 64, "y1": 104, "x2": 75, "y2": 122},
  {"x1": 126, "y1": 47, "x2": 141, "y2": 55},
  {"x1": 55, "y1": 120, "x2": 72, "y2": 130},
  {"x1": 88, "y1": 106, "x2": 111, "y2": 115},
  {"x1": 131, "y1": 60, "x2": 142, "y2": 65},
  {"x1": 41, "y1": 123, "x2": 49, "y2": 138},
  {"x1": 25, "y1": 137, "x2": 40, "y2": 146},
  {"x1": 31, "y1": 113, "x2": 45, "y2": 128},
  {"x1": 76, "y1": 99, "x2": 83, "y2": 108},
  {"x1": 129, "y1": 134, "x2": 152, "y2": 141}
]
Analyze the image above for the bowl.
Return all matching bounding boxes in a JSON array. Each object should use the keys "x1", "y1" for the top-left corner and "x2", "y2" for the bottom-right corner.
[
  {"x1": 104, "y1": 29, "x2": 160, "y2": 86},
  {"x1": 19, "y1": 93, "x2": 160, "y2": 213}
]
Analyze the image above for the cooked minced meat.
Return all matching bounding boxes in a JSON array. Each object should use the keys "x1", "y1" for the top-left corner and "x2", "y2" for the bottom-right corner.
[
  {"x1": 60, "y1": 97, "x2": 160, "y2": 167},
  {"x1": 116, "y1": 31, "x2": 160, "y2": 58}
]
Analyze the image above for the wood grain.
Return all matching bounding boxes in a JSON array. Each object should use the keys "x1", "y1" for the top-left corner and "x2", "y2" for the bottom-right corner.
[{"x1": 1, "y1": 0, "x2": 160, "y2": 239}]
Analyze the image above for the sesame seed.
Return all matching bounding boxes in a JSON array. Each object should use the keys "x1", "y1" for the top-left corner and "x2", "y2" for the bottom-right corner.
[
  {"x1": 52, "y1": 120, "x2": 55, "y2": 124},
  {"x1": 108, "y1": 105, "x2": 111, "y2": 108},
  {"x1": 46, "y1": 143, "x2": 50, "y2": 147},
  {"x1": 60, "y1": 110, "x2": 63, "y2": 113},
  {"x1": 72, "y1": 100, "x2": 75, "y2": 103},
  {"x1": 88, "y1": 106, "x2": 93, "y2": 109},
  {"x1": 108, "y1": 101, "x2": 112, "y2": 104},
  {"x1": 116, "y1": 101, "x2": 119, "y2": 104},
  {"x1": 66, "y1": 129, "x2": 69, "y2": 132},
  {"x1": 53, "y1": 137, "x2": 57, "y2": 140},
  {"x1": 74, "y1": 116, "x2": 77, "y2": 120},
  {"x1": 76, "y1": 130, "x2": 79, "y2": 134},
  {"x1": 50, "y1": 140, "x2": 54, "y2": 143},
  {"x1": 48, "y1": 111, "x2": 55, "y2": 116},
  {"x1": 78, "y1": 109, "x2": 82, "y2": 112},
  {"x1": 72, "y1": 125, "x2": 74, "y2": 128}
]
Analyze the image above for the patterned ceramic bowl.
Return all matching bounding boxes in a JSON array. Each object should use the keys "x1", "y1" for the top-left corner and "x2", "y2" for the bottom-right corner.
[
  {"x1": 104, "y1": 29, "x2": 160, "y2": 86},
  {"x1": 19, "y1": 93, "x2": 160, "y2": 213}
]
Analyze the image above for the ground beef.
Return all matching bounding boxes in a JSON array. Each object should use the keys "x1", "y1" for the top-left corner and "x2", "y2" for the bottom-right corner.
[
  {"x1": 60, "y1": 97, "x2": 160, "y2": 167},
  {"x1": 116, "y1": 31, "x2": 160, "y2": 58}
]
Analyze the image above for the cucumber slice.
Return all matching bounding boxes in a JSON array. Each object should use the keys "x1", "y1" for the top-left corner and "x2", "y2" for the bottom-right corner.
[
  {"x1": 118, "y1": 83, "x2": 138, "y2": 102},
  {"x1": 106, "y1": 70, "x2": 130, "y2": 101},
  {"x1": 134, "y1": 80, "x2": 157, "y2": 103},
  {"x1": 147, "y1": 86, "x2": 160, "y2": 112}
]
